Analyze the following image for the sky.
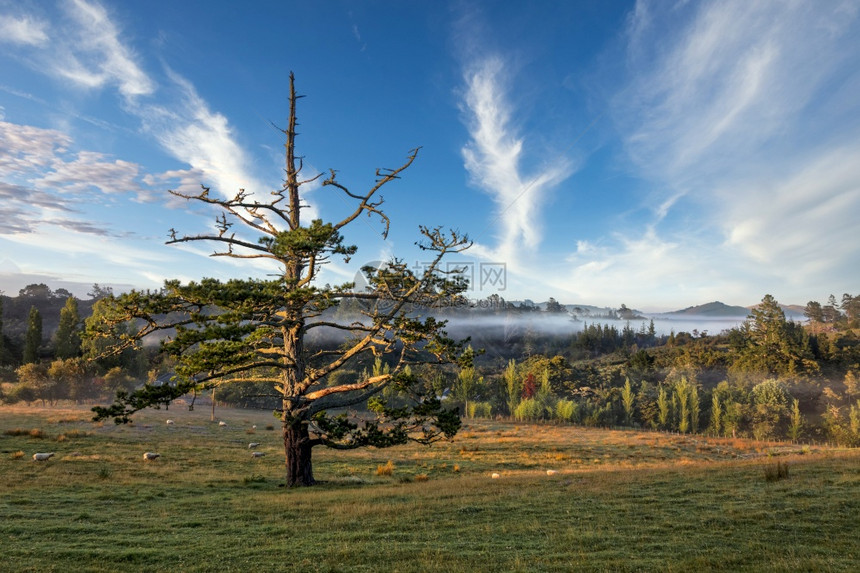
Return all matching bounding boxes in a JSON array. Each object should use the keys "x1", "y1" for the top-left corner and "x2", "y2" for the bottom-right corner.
[{"x1": 0, "y1": 0, "x2": 858, "y2": 312}]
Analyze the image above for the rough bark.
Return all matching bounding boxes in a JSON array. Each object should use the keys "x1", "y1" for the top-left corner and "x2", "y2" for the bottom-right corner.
[{"x1": 283, "y1": 417, "x2": 315, "y2": 487}]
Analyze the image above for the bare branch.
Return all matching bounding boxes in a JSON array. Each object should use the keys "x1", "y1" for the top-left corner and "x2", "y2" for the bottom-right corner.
[
  {"x1": 304, "y1": 373, "x2": 390, "y2": 401},
  {"x1": 327, "y1": 147, "x2": 420, "y2": 239}
]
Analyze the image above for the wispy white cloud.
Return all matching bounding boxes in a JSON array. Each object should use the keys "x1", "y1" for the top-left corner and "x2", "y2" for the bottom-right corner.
[
  {"x1": 56, "y1": 0, "x2": 155, "y2": 99},
  {"x1": 138, "y1": 69, "x2": 269, "y2": 202},
  {"x1": 620, "y1": 0, "x2": 860, "y2": 182},
  {"x1": 567, "y1": 0, "x2": 860, "y2": 307},
  {"x1": 460, "y1": 56, "x2": 573, "y2": 268},
  {"x1": 4, "y1": 1, "x2": 270, "y2": 206},
  {"x1": 722, "y1": 145, "x2": 860, "y2": 281},
  {"x1": 0, "y1": 13, "x2": 48, "y2": 46}
]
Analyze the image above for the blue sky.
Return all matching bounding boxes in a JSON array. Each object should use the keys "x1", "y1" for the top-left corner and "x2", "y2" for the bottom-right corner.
[{"x1": 0, "y1": 0, "x2": 858, "y2": 311}]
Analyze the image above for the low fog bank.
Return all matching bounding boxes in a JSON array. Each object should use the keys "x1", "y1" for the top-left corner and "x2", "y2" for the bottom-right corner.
[
  {"x1": 438, "y1": 314, "x2": 747, "y2": 340},
  {"x1": 306, "y1": 312, "x2": 750, "y2": 346},
  {"x1": 149, "y1": 310, "x2": 746, "y2": 349}
]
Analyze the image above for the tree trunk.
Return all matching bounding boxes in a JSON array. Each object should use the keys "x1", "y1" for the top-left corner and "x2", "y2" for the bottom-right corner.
[{"x1": 283, "y1": 419, "x2": 315, "y2": 487}]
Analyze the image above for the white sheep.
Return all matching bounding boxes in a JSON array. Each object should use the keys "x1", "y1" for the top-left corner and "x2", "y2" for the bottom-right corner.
[
  {"x1": 143, "y1": 452, "x2": 160, "y2": 461},
  {"x1": 491, "y1": 472, "x2": 500, "y2": 479},
  {"x1": 252, "y1": 425, "x2": 257, "y2": 429},
  {"x1": 251, "y1": 452, "x2": 265, "y2": 458},
  {"x1": 166, "y1": 419, "x2": 175, "y2": 425},
  {"x1": 33, "y1": 452, "x2": 55, "y2": 461},
  {"x1": 248, "y1": 442, "x2": 260, "y2": 449},
  {"x1": 546, "y1": 469, "x2": 557, "y2": 476},
  {"x1": 218, "y1": 421, "x2": 227, "y2": 427}
]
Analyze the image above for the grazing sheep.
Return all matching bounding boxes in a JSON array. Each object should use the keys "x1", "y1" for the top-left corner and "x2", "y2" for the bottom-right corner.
[
  {"x1": 491, "y1": 472, "x2": 500, "y2": 479},
  {"x1": 546, "y1": 469, "x2": 557, "y2": 476},
  {"x1": 166, "y1": 419, "x2": 175, "y2": 425},
  {"x1": 143, "y1": 452, "x2": 160, "y2": 461},
  {"x1": 251, "y1": 452, "x2": 265, "y2": 458},
  {"x1": 252, "y1": 425, "x2": 257, "y2": 429},
  {"x1": 248, "y1": 442, "x2": 260, "y2": 449},
  {"x1": 219, "y1": 421, "x2": 227, "y2": 427},
  {"x1": 33, "y1": 452, "x2": 55, "y2": 461}
]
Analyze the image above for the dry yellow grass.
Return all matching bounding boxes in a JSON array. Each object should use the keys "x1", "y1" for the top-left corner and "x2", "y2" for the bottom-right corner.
[{"x1": 0, "y1": 404, "x2": 858, "y2": 572}]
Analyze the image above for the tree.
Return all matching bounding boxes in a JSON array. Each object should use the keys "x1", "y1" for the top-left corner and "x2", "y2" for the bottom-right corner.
[
  {"x1": 503, "y1": 359, "x2": 520, "y2": 416},
  {"x1": 751, "y1": 379, "x2": 789, "y2": 440},
  {"x1": 88, "y1": 284, "x2": 114, "y2": 300},
  {"x1": 87, "y1": 74, "x2": 471, "y2": 487},
  {"x1": 823, "y1": 294, "x2": 841, "y2": 324},
  {"x1": 749, "y1": 295, "x2": 786, "y2": 344},
  {"x1": 0, "y1": 292, "x2": 7, "y2": 365},
  {"x1": 617, "y1": 303, "x2": 637, "y2": 320},
  {"x1": 657, "y1": 385, "x2": 670, "y2": 429},
  {"x1": 23, "y1": 306, "x2": 42, "y2": 364},
  {"x1": 621, "y1": 377, "x2": 635, "y2": 426},
  {"x1": 54, "y1": 297, "x2": 82, "y2": 359},
  {"x1": 804, "y1": 300, "x2": 824, "y2": 324},
  {"x1": 841, "y1": 293, "x2": 860, "y2": 326},
  {"x1": 103, "y1": 366, "x2": 137, "y2": 396},
  {"x1": 709, "y1": 393, "x2": 723, "y2": 437},
  {"x1": 845, "y1": 370, "x2": 860, "y2": 401},
  {"x1": 732, "y1": 294, "x2": 815, "y2": 377},
  {"x1": 674, "y1": 376, "x2": 691, "y2": 434},
  {"x1": 689, "y1": 383, "x2": 700, "y2": 434},
  {"x1": 19, "y1": 283, "x2": 54, "y2": 299},
  {"x1": 455, "y1": 365, "x2": 483, "y2": 417},
  {"x1": 82, "y1": 301, "x2": 147, "y2": 377},
  {"x1": 787, "y1": 398, "x2": 804, "y2": 442},
  {"x1": 545, "y1": 297, "x2": 565, "y2": 313},
  {"x1": 48, "y1": 358, "x2": 92, "y2": 403},
  {"x1": 16, "y1": 362, "x2": 53, "y2": 406}
]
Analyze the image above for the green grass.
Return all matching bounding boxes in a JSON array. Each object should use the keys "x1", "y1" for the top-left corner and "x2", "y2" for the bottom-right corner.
[{"x1": 1, "y1": 404, "x2": 858, "y2": 572}]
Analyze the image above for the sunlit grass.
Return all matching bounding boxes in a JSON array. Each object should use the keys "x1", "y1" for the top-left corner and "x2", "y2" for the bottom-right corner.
[{"x1": 1, "y1": 404, "x2": 857, "y2": 572}]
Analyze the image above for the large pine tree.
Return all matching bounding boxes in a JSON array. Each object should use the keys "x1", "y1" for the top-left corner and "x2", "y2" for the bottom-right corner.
[{"x1": 88, "y1": 74, "x2": 471, "y2": 486}]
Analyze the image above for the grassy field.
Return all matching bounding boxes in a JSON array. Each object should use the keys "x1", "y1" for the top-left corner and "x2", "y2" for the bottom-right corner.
[{"x1": 1, "y1": 404, "x2": 858, "y2": 572}]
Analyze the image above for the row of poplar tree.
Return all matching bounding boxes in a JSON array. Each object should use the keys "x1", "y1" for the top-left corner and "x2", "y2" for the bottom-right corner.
[{"x1": 446, "y1": 294, "x2": 860, "y2": 446}]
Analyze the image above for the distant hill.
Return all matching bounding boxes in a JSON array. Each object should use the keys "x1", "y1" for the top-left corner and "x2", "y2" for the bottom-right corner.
[
  {"x1": 741, "y1": 303, "x2": 806, "y2": 321},
  {"x1": 662, "y1": 301, "x2": 750, "y2": 318},
  {"x1": 781, "y1": 305, "x2": 807, "y2": 320}
]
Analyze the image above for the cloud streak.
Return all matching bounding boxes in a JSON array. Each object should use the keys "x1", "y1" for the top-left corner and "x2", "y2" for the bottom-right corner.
[
  {"x1": 138, "y1": 69, "x2": 269, "y2": 201},
  {"x1": 460, "y1": 56, "x2": 573, "y2": 267},
  {"x1": 0, "y1": 13, "x2": 48, "y2": 46},
  {"x1": 57, "y1": 0, "x2": 155, "y2": 98}
]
